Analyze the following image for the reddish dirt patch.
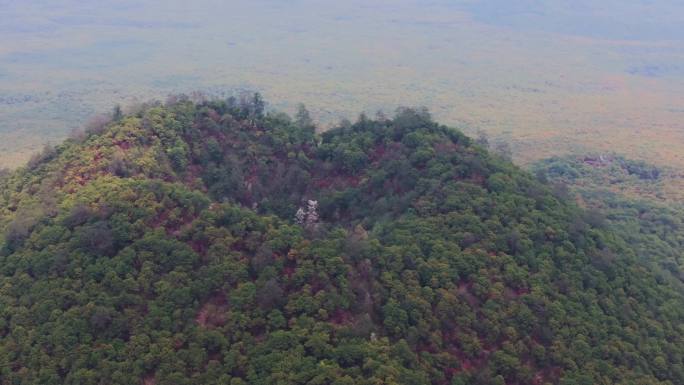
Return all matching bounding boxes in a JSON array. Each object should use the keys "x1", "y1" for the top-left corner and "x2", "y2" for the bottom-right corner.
[
  {"x1": 283, "y1": 266, "x2": 296, "y2": 278},
  {"x1": 186, "y1": 164, "x2": 203, "y2": 181},
  {"x1": 444, "y1": 366, "x2": 461, "y2": 378},
  {"x1": 504, "y1": 286, "x2": 530, "y2": 299},
  {"x1": 313, "y1": 173, "x2": 362, "y2": 190},
  {"x1": 314, "y1": 177, "x2": 334, "y2": 189},
  {"x1": 368, "y1": 145, "x2": 387, "y2": 163},
  {"x1": 457, "y1": 281, "x2": 471, "y2": 294},
  {"x1": 369, "y1": 142, "x2": 404, "y2": 164},
  {"x1": 114, "y1": 140, "x2": 131, "y2": 150},
  {"x1": 310, "y1": 279, "x2": 325, "y2": 294},
  {"x1": 207, "y1": 109, "x2": 221, "y2": 123},
  {"x1": 459, "y1": 360, "x2": 474, "y2": 371},
  {"x1": 196, "y1": 293, "x2": 229, "y2": 329},
  {"x1": 532, "y1": 367, "x2": 562, "y2": 385},
  {"x1": 456, "y1": 281, "x2": 479, "y2": 307},
  {"x1": 150, "y1": 210, "x2": 170, "y2": 228},
  {"x1": 189, "y1": 239, "x2": 208, "y2": 255},
  {"x1": 330, "y1": 309, "x2": 354, "y2": 325}
]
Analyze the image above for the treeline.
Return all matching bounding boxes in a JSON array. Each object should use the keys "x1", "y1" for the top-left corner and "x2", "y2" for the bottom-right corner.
[{"x1": 533, "y1": 156, "x2": 684, "y2": 286}]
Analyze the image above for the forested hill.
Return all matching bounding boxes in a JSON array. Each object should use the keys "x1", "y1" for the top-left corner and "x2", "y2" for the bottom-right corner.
[{"x1": 0, "y1": 96, "x2": 683, "y2": 385}]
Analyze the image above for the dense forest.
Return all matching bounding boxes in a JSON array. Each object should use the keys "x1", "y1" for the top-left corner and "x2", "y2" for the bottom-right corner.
[
  {"x1": 0, "y1": 96, "x2": 683, "y2": 385},
  {"x1": 533, "y1": 156, "x2": 684, "y2": 287},
  {"x1": 531, "y1": 155, "x2": 684, "y2": 202}
]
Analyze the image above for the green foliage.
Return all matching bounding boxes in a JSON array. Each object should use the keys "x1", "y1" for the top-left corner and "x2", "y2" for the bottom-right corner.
[
  {"x1": 0, "y1": 97, "x2": 682, "y2": 384},
  {"x1": 534, "y1": 156, "x2": 684, "y2": 285}
]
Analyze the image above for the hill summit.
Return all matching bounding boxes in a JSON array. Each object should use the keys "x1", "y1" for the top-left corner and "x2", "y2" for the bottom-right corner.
[{"x1": 1, "y1": 96, "x2": 683, "y2": 385}]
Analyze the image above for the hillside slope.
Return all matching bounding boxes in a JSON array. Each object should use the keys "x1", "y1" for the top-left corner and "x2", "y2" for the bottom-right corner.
[
  {"x1": 1, "y1": 97, "x2": 683, "y2": 385},
  {"x1": 532, "y1": 156, "x2": 684, "y2": 292}
]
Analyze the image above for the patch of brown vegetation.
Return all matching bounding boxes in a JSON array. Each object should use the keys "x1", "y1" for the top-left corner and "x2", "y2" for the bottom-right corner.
[
  {"x1": 330, "y1": 309, "x2": 354, "y2": 325},
  {"x1": 196, "y1": 293, "x2": 229, "y2": 329}
]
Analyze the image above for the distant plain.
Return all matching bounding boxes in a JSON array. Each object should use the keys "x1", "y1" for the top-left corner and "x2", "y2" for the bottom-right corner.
[{"x1": 1, "y1": 0, "x2": 683, "y2": 169}]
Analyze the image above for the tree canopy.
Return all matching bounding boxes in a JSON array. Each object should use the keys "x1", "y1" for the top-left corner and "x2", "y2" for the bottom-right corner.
[{"x1": 0, "y1": 96, "x2": 682, "y2": 385}]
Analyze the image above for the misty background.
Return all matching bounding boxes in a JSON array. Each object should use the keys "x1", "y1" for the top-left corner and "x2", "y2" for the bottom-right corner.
[{"x1": 1, "y1": 0, "x2": 683, "y2": 167}]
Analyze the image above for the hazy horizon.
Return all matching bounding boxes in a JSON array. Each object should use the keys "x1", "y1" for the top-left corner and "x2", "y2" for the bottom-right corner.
[{"x1": 1, "y1": 0, "x2": 683, "y2": 167}]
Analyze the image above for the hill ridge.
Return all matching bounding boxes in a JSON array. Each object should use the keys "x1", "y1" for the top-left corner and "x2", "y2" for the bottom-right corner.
[{"x1": 0, "y1": 96, "x2": 682, "y2": 385}]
